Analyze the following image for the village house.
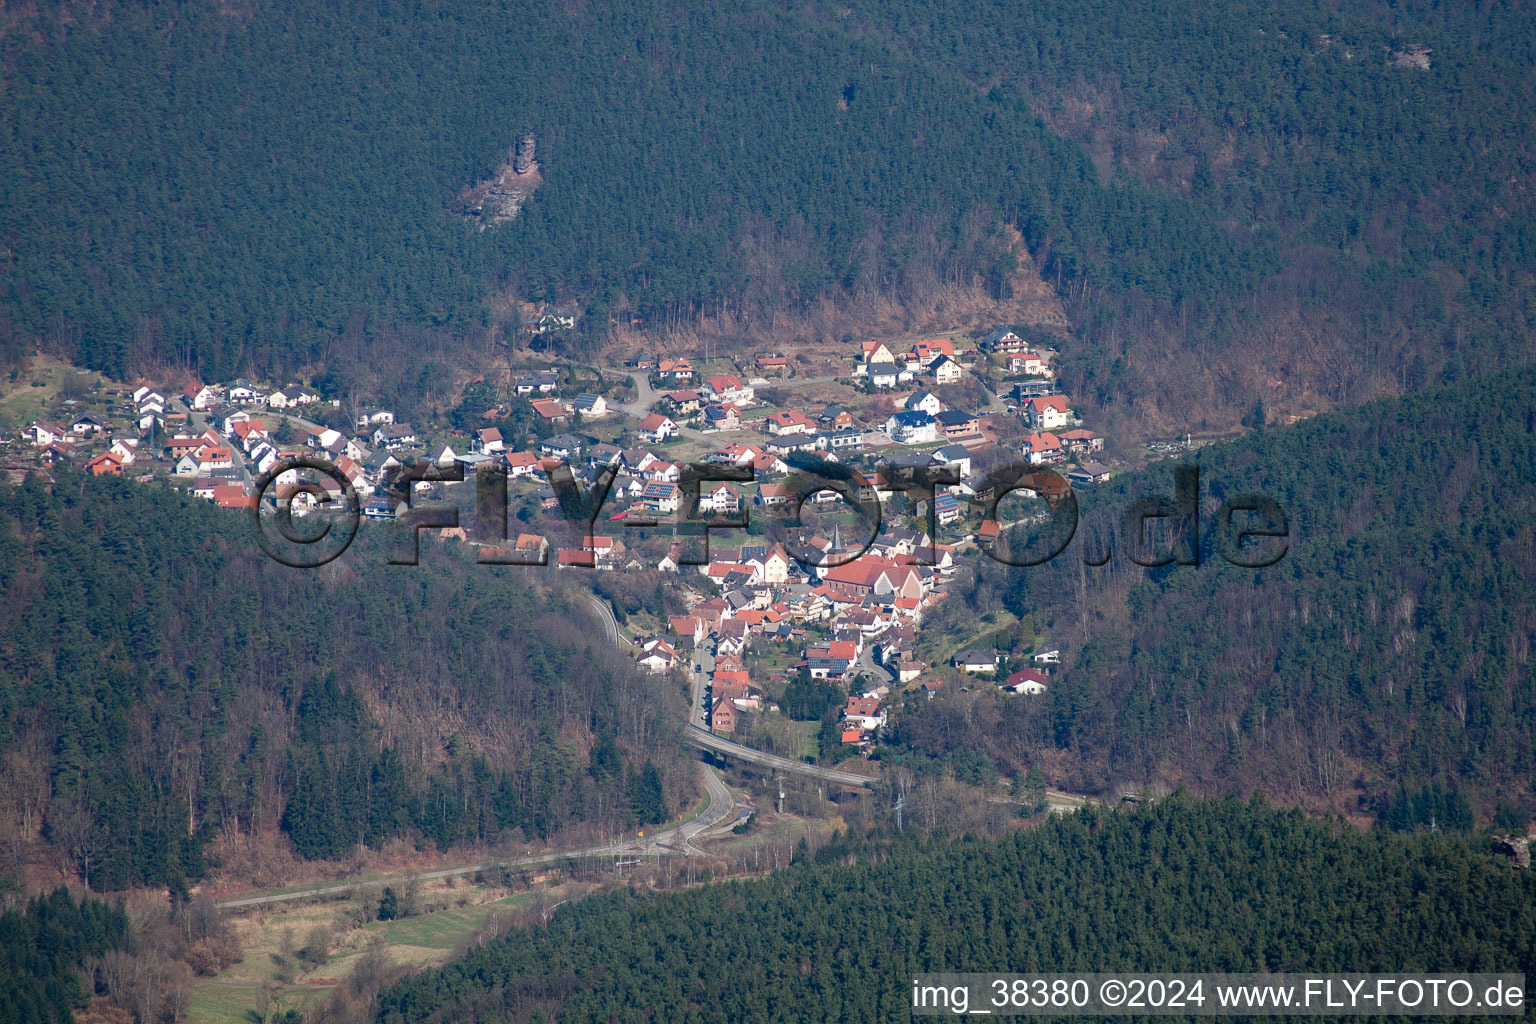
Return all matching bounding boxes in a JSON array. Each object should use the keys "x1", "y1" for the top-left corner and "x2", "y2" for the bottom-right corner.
[
  {"x1": 267, "y1": 385, "x2": 320, "y2": 409},
  {"x1": 70, "y1": 413, "x2": 104, "y2": 435},
  {"x1": 700, "y1": 403, "x2": 741, "y2": 431},
  {"x1": 109, "y1": 438, "x2": 139, "y2": 463},
  {"x1": 755, "y1": 482, "x2": 792, "y2": 508},
  {"x1": 530, "y1": 398, "x2": 568, "y2": 423},
  {"x1": 539, "y1": 433, "x2": 584, "y2": 459},
  {"x1": 571, "y1": 393, "x2": 608, "y2": 418},
  {"x1": 843, "y1": 695, "x2": 886, "y2": 732},
  {"x1": 374, "y1": 423, "x2": 417, "y2": 449},
  {"x1": 1001, "y1": 668, "x2": 1049, "y2": 695},
  {"x1": 355, "y1": 407, "x2": 395, "y2": 429},
  {"x1": 928, "y1": 354, "x2": 963, "y2": 384},
  {"x1": 904, "y1": 389, "x2": 945, "y2": 416},
  {"x1": 819, "y1": 405, "x2": 855, "y2": 429},
  {"x1": 182, "y1": 383, "x2": 217, "y2": 410},
  {"x1": 502, "y1": 450, "x2": 541, "y2": 477},
  {"x1": 981, "y1": 326, "x2": 1025, "y2": 352},
  {"x1": 755, "y1": 354, "x2": 788, "y2": 373},
  {"x1": 473, "y1": 427, "x2": 505, "y2": 454},
  {"x1": 657, "y1": 358, "x2": 695, "y2": 381},
  {"x1": 1066, "y1": 462, "x2": 1112, "y2": 485},
  {"x1": 86, "y1": 452, "x2": 123, "y2": 476},
  {"x1": 702, "y1": 482, "x2": 743, "y2": 514},
  {"x1": 765, "y1": 433, "x2": 818, "y2": 456},
  {"x1": 953, "y1": 649, "x2": 999, "y2": 674},
  {"x1": 704, "y1": 374, "x2": 754, "y2": 405},
  {"x1": 814, "y1": 427, "x2": 866, "y2": 453},
  {"x1": 908, "y1": 339, "x2": 955, "y2": 367},
  {"x1": 1022, "y1": 431, "x2": 1065, "y2": 465},
  {"x1": 1007, "y1": 351, "x2": 1051, "y2": 376},
  {"x1": 857, "y1": 340, "x2": 896, "y2": 369},
  {"x1": 885, "y1": 410, "x2": 939, "y2": 445},
  {"x1": 1059, "y1": 428, "x2": 1103, "y2": 453},
  {"x1": 515, "y1": 371, "x2": 562, "y2": 395},
  {"x1": 637, "y1": 638, "x2": 678, "y2": 674},
  {"x1": 27, "y1": 421, "x2": 68, "y2": 447},
  {"x1": 764, "y1": 409, "x2": 816, "y2": 435},
  {"x1": 637, "y1": 413, "x2": 679, "y2": 443},
  {"x1": 865, "y1": 362, "x2": 910, "y2": 389},
  {"x1": 935, "y1": 410, "x2": 979, "y2": 438},
  {"x1": 226, "y1": 379, "x2": 264, "y2": 405},
  {"x1": 638, "y1": 481, "x2": 682, "y2": 514},
  {"x1": 659, "y1": 389, "x2": 705, "y2": 415},
  {"x1": 1024, "y1": 396, "x2": 1074, "y2": 431}
]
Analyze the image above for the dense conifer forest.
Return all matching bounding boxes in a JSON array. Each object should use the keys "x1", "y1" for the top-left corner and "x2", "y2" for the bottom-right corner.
[
  {"x1": 904, "y1": 366, "x2": 1536, "y2": 815},
  {"x1": 1, "y1": 0, "x2": 1530, "y2": 426},
  {"x1": 0, "y1": 888, "x2": 127, "y2": 1024},
  {"x1": 0, "y1": 475, "x2": 687, "y2": 891},
  {"x1": 374, "y1": 797, "x2": 1536, "y2": 1022}
]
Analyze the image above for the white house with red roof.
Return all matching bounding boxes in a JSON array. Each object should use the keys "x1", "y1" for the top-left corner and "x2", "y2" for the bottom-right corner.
[
  {"x1": 764, "y1": 409, "x2": 816, "y2": 435},
  {"x1": 704, "y1": 374, "x2": 753, "y2": 404},
  {"x1": 1001, "y1": 668, "x2": 1049, "y2": 694},
  {"x1": 636, "y1": 413, "x2": 678, "y2": 443},
  {"x1": 473, "y1": 427, "x2": 505, "y2": 454},
  {"x1": 1025, "y1": 396, "x2": 1073, "y2": 431}
]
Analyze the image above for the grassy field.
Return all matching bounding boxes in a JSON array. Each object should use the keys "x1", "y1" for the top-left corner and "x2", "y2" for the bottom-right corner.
[
  {"x1": 0, "y1": 355, "x2": 97, "y2": 430},
  {"x1": 189, "y1": 879, "x2": 565, "y2": 1024}
]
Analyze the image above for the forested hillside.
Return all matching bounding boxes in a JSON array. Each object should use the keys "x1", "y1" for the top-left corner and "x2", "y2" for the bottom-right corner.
[
  {"x1": 906, "y1": 366, "x2": 1536, "y2": 816},
  {"x1": 3, "y1": 0, "x2": 1529, "y2": 429},
  {"x1": 844, "y1": 0, "x2": 1536, "y2": 425},
  {"x1": 375, "y1": 798, "x2": 1536, "y2": 1022},
  {"x1": 0, "y1": 474, "x2": 687, "y2": 892},
  {"x1": 0, "y1": 888, "x2": 127, "y2": 1024}
]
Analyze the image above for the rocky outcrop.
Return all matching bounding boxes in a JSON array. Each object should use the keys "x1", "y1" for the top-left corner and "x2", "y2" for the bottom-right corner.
[
  {"x1": 453, "y1": 134, "x2": 542, "y2": 229},
  {"x1": 1491, "y1": 834, "x2": 1530, "y2": 868}
]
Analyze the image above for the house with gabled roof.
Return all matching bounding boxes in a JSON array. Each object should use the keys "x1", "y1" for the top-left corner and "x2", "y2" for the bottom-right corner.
[
  {"x1": 705, "y1": 375, "x2": 753, "y2": 404},
  {"x1": 1007, "y1": 351, "x2": 1051, "y2": 376},
  {"x1": 374, "y1": 423, "x2": 417, "y2": 449},
  {"x1": 637, "y1": 413, "x2": 679, "y2": 443},
  {"x1": 858, "y1": 340, "x2": 895, "y2": 368},
  {"x1": 1024, "y1": 396, "x2": 1073, "y2": 431},
  {"x1": 928, "y1": 354, "x2": 963, "y2": 384},
  {"x1": 700, "y1": 403, "x2": 741, "y2": 432},
  {"x1": 1001, "y1": 668, "x2": 1049, "y2": 694},
  {"x1": 657, "y1": 358, "x2": 695, "y2": 380},
  {"x1": 819, "y1": 405, "x2": 854, "y2": 429},
  {"x1": 702, "y1": 482, "x2": 742, "y2": 514},
  {"x1": 473, "y1": 427, "x2": 505, "y2": 454},
  {"x1": 885, "y1": 410, "x2": 938, "y2": 445},
  {"x1": 904, "y1": 389, "x2": 944, "y2": 416},
  {"x1": 86, "y1": 452, "x2": 124, "y2": 476},
  {"x1": 539, "y1": 434, "x2": 584, "y2": 459},
  {"x1": 764, "y1": 409, "x2": 816, "y2": 435},
  {"x1": 981, "y1": 326, "x2": 1024, "y2": 351},
  {"x1": 27, "y1": 421, "x2": 68, "y2": 447},
  {"x1": 908, "y1": 338, "x2": 955, "y2": 367},
  {"x1": 1022, "y1": 431, "x2": 1064, "y2": 465},
  {"x1": 571, "y1": 393, "x2": 607, "y2": 418},
  {"x1": 953, "y1": 649, "x2": 999, "y2": 674},
  {"x1": 226, "y1": 379, "x2": 264, "y2": 405},
  {"x1": 530, "y1": 398, "x2": 568, "y2": 423}
]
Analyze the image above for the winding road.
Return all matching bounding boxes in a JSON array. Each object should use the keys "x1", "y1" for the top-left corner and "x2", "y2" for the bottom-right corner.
[{"x1": 215, "y1": 763, "x2": 737, "y2": 910}]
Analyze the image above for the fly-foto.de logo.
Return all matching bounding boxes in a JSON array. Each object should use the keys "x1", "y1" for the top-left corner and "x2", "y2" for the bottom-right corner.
[{"x1": 249, "y1": 456, "x2": 1287, "y2": 571}]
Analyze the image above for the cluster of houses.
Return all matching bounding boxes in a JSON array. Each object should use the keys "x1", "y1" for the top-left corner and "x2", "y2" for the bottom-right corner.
[
  {"x1": 630, "y1": 522, "x2": 955, "y2": 747},
  {"x1": 950, "y1": 646, "x2": 1062, "y2": 696},
  {"x1": 18, "y1": 325, "x2": 1114, "y2": 752}
]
